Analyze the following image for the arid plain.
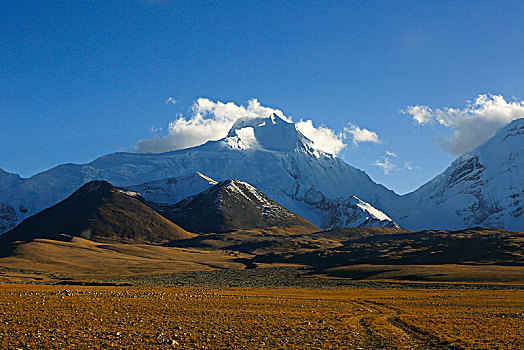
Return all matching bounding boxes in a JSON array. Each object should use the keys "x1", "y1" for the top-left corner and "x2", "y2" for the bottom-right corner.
[
  {"x1": 0, "y1": 284, "x2": 523, "y2": 349},
  {"x1": 1, "y1": 226, "x2": 524, "y2": 349}
]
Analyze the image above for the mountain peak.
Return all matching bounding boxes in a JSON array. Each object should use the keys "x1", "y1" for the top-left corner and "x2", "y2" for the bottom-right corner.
[
  {"x1": 499, "y1": 117, "x2": 524, "y2": 134},
  {"x1": 161, "y1": 178, "x2": 320, "y2": 234},
  {"x1": 78, "y1": 180, "x2": 114, "y2": 194},
  {"x1": 226, "y1": 113, "x2": 284, "y2": 137},
  {"x1": 324, "y1": 195, "x2": 400, "y2": 229},
  {"x1": 221, "y1": 113, "x2": 321, "y2": 155},
  {"x1": 477, "y1": 117, "x2": 524, "y2": 153},
  {"x1": 2, "y1": 180, "x2": 194, "y2": 244},
  {"x1": 396, "y1": 117, "x2": 524, "y2": 231}
]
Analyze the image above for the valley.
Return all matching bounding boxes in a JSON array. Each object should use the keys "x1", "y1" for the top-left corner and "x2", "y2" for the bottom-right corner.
[
  {"x1": 3, "y1": 3, "x2": 523, "y2": 348},
  {"x1": 1, "y1": 226, "x2": 523, "y2": 285}
]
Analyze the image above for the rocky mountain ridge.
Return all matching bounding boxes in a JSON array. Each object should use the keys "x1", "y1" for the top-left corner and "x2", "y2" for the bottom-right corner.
[
  {"x1": 391, "y1": 118, "x2": 524, "y2": 231},
  {"x1": 0, "y1": 114, "x2": 398, "y2": 232},
  {"x1": 160, "y1": 179, "x2": 320, "y2": 234}
]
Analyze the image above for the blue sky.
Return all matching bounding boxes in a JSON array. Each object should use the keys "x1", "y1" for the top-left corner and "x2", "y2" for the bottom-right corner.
[{"x1": 1, "y1": 0, "x2": 524, "y2": 194}]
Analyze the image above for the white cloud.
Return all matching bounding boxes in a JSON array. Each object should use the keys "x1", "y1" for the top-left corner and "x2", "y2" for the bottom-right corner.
[
  {"x1": 296, "y1": 120, "x2": 346, "y2": 155},
  {"x1": 402, "y1": 94, "x2": 524, "y2": 154},
  {"x1": 344, "y1": 124, "x2": 381, "y2": 145},
  {"x1": 135, "y1": 98, "x2": 284, "y2": 153},
  {"x1": 374, "y1": 152, "x2": 418, "y2": 175},
  {"x1": 166, "y1": 97, "x2": 177, "y2": 105},
  {"x1": 402, "y1": 105, "x2": 434, "y2": 125},
  {"x1": 134, "y1": 98, "x2": 382, "y2": 156},
  {"x1": 386, "y1": 150, "x2": 397, "y2": 157},
  {"x1": 374, "y1": 157, "x2": 396, "y2": 175}
]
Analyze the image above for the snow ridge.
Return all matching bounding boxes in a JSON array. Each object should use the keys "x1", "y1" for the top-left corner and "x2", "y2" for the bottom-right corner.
[
  {"x1": 222, "y1": 179, "x2": 295, "y2": 221},
  {"x1": 390, "y1": 118, "x2": 524, "y2": 231},
  {"x1": 123, "y1": 172, "x2": 218, "y2": 206},
  {"x1": 0, "y1": 113, "x2": 397, "y2": 233},
  {"x1": 324, "y1": 196, "x2": 400, "y2": 229}
]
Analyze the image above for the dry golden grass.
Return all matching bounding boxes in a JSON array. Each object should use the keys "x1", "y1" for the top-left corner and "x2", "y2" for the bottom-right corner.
[
  {"x1": 2, "y1": 234, "x2": 524, "y2": 285},
  {"x1": 0, "y1": 237, "x2": 252, "y2": 281},
  {"x1": 0, "y1": 284, "x2": 522, "y2": 349}
]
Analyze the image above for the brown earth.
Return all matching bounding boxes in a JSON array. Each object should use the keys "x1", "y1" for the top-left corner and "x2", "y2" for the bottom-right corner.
[
  {"x1": 0, "y1": 284, "x2": 522, "y2": 349},
  {"x1": 1, "y1": 225, "x2": 523, "y2": 348},
  {"x1": 0, "y1": 181, "x2": 194, "y2": 249},
  {"x1": 1, "y1": 226, "x2": 524, "y2": 285},
  {"x1": 0, "y1": 237, "x2": 252, "y2": 282}
]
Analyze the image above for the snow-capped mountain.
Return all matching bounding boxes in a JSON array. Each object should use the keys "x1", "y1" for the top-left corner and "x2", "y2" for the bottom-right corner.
[
  {"x1": 0, "y1": 169, "x2": 27, "y2": 232},
  {"x1": 0, "y1": 114, "x2": 398, "y2": 233},
  {"x1": 324, "y1": 196, "x2": 401, "y2": 229},
  {"x1": 1, "y1": 114, "x2": 522, "y2": 234},
  {"x1": 161, "y1": 179, "x2": 320, "y2": 234},
  {"x1": 392, "y1": 118, "x2": 524, "y2": 231},
  {"x1": 123, "y1": 172, "x2": 399, "y2": 230}
]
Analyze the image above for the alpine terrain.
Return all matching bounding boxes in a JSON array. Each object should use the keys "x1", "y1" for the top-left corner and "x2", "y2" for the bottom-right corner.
[
  {"x1": 391, "y1": 118, "x2": 524, "y2": 231},
  {"x1": 0, "y1": 180, "x2": 194, "y2": 246},
  {"x1": 160, "y1": 179, "x2": 320, "y2": 234},
  {"x1": 323, "y1": 196, "x2": 401, "y2": 229},
  {"x1": 0, "y1": 114, "x2": 398, "y2": 233},
  {"x1": 0, "y1": 115, "x2": 523, "y2": 233}
]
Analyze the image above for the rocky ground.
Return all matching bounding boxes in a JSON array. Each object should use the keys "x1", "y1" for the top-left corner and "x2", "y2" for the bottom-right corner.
[
  {"x1": 0, "y1": 282, "x2": 523, "y2": 349},
  {"x1": 109, "y1": 266, "x2": 524, "y2": 290}
]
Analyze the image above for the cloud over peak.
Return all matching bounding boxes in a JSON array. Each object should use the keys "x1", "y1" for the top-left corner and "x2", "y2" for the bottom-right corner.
[
  {"x1": 134, "y1": 98, "x2": 382, "y2": 156},
  {"x1": 295, "y1": 119, "x2": 346, "y2": 155},
  {"x1": 134, "y1": 98, "x2": 286, "y2": 154},
  {"x1": 402, "y1": 94, "x2": 524, "y2": 154},
  {"x1": 374, "y1": 151, "x2": 418, "y2": 175}
]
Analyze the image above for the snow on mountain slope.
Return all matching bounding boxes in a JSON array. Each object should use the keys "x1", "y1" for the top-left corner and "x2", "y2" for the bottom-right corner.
[
  {"x1": 1, "y1": 115, "x2": 523, "y2": 233},
  {"x1": 161, "y1": 179, "x2": 320, "y2": 233},
  {"x1": 122, "y1": 172, "x2": 217, "y2": 205},
  {"x1": 324, "y1": 196, "x2": 401, "y2": 229},
  {"x1": 0, "y1": 114, "x2": 398, "y2": 233},
  {"x1": 3, "y1": 180, "x2": 194, "y2": 244},
  {"x1": 392, "y1": 118, "x2": 524, "y2": 231},
  {"x1": 0, "y1": 169, "x2": 30, "y2": 232}
]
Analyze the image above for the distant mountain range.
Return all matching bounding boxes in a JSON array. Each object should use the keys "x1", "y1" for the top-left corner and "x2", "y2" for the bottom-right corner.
[
  {"x1": 0, "y1": 114, "x2": 522, "y2": 233},
  {"x1": 2, "y1": 176, "x2": 523, "y2": 285}
]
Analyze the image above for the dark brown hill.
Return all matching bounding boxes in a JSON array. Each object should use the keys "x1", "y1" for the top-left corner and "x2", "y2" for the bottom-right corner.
[
  {"x1": 1, "y1": 181, "x2": 194, "y2": 246},
  {"x1": 161, "y1": 179, "x2": 320, "y2": 234},
  {"x1": 251, "y1": 226, "x2": 524, "y2": 268}
]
